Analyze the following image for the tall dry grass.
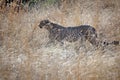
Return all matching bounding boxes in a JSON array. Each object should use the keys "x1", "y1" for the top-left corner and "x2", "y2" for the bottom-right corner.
[{"x1": 0, "y1": 0, "x2": 120, "y2": 80}]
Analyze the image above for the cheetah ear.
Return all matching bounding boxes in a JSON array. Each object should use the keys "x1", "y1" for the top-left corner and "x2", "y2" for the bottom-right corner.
[{"x1": 45, "y1": 19, "x2": 50, "y2": 23}]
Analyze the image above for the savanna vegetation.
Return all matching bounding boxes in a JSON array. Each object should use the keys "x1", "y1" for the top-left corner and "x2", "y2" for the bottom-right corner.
[{"x1": 0, "y1": 0, "x2": 120, "y2": 80}]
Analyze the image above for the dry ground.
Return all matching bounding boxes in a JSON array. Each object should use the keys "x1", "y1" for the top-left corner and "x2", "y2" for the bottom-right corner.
[{"x1": 0, "y1": 0, "x2": 120, "y2": 80}]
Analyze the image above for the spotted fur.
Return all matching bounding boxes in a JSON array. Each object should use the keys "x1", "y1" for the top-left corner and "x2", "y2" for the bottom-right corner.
[{"x1": 38, "y1": 19, "x2": 98, "y2": 46}]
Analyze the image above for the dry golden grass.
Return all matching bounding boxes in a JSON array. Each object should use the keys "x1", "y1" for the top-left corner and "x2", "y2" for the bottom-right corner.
[{"x1": 0, "y1": 0, "x2": 120, "y2": 80}]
